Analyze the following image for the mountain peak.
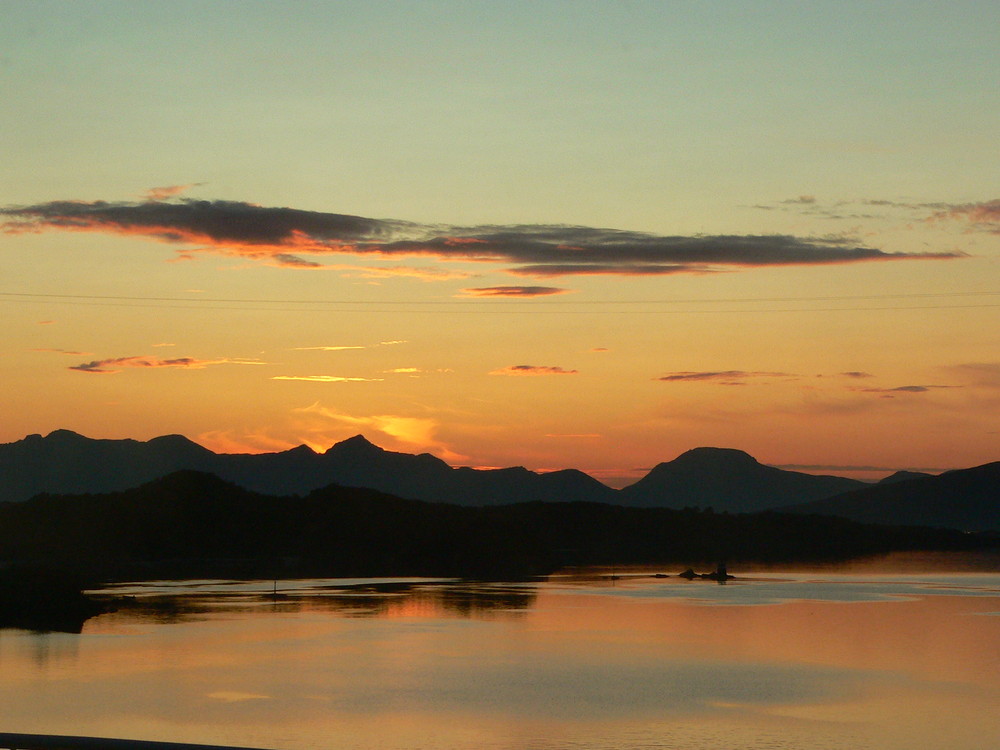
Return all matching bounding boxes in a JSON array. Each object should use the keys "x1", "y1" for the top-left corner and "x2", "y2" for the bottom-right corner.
[
  {"x1": 325, "y1": 434, "x2": 384, "y2": 456},
  {"x1": 44, "y1": 429, "x2": 89, "y2": 443},
  {"x1": 671, "y1": 447, "x2": 760, "y2": 468}
]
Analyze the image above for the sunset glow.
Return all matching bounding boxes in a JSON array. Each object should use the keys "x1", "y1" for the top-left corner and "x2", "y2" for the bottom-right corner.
[{"x1": 2, "y1": 2, "x2": 997, "y2": 483}]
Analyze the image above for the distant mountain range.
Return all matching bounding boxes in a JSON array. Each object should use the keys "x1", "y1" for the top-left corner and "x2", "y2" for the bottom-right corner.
[
  {"x1": 783, "y1": 462, "x2": 1000, "y2": 532},
  {"x1": 0, "y1": 430, "x2": 996, "y2": 531}
]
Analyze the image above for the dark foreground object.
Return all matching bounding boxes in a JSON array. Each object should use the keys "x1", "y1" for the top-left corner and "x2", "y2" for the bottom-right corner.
[
  {"x1": 677, "y1": 566, "x2": 734, "y2": 581},
  {"x1": 0, "y1": 732, "x2": 272, "y2": 750},
  {"x1": 0, "y1": 566, "x2": 109, "y2": 633}
]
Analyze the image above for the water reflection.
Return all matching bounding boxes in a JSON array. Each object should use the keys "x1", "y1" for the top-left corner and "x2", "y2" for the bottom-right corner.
[
  {"x1": 93, "y1": 579, "x2": 538, "y2": 626},
  {"x1": 0, "y1": 569, "x2": 996, "y2": 750}
]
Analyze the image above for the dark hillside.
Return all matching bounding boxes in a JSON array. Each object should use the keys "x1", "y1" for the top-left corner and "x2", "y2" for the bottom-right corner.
[{"x1": 0, "y1": 472, "x2": 988, "y2": 581}]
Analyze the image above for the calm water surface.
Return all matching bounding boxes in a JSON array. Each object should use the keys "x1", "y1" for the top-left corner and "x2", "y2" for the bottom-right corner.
[{"x1": 1, "y1": 562, "x2": 998, "y2": 750}]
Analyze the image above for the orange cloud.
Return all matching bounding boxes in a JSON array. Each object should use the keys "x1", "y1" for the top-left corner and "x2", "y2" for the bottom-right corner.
[
  {"x1": 489, "y1": 365, "x2": 579, "y2": 376},
  {"x1": 143, "y1": 184, "x2": 203, "y2": 201},
  {"x1": 291, "y1": 403, "x2": 467, "y2": 462}
]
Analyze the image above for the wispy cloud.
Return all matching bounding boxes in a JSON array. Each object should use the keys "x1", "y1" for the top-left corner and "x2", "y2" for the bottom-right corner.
[
  {"x1": 69, "y1": 355, "x2": 264, "y2": 374},
  {"x1": 271, "y1": 375, "x2": 383, "y2": 382},
  {"x1": 857, "y1": 384, "x2": 960, "y2": 395},
  {"x1": 458, "y1": 286, "x2": 572, "y2": 298},
  {"x1": 657, "y1": 370, "x2": 795, "y2": 384},
  {"x1": 33, "y1": 347, "x2": 93, "y2": 356},
  {"x1": 292, "y1": 340, "x2": 406, "y2": 352},
  {"x1": 1, "y1": 197, "x2": 962, "y2": 278},
  {"x1": 839, "y1": 371, "x2": 874, "y2": 379},
  {"x1": 773, "y1": 463, "x2": 949, "y2": 474},
  {"x1": 928, "y1": 199, "x2": 1000, "y2": 233},
  {"x1": 489, "y1": 365, "x2": 579, "y2": 376},
  {"x1": 948, "y1": 362, "x2": 1000, "y2": 388},
  {"x1": 292, "y1": 345, "x2": 366, "y2": 351}
]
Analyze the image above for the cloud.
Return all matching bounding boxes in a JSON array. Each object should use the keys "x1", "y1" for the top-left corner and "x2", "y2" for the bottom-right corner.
[
  {"x1": 337, "y1": 264, "x2": 473, "y2": 281},
  {"x1": 782, "y1": 195, "x2": 817, "y2": 204},
  {"x1": 271, "y1": 375, "x2": 383, "y2": 382},
  {"x1": 206, "y1": 691, "x2": 270, "y2": 703},
  {"x1": 773, "y1": 463, "x2": 949, "y2": 474},
  {"x1": 857, "y1": 384, "x2": 959, "y2": 395},
  {"x1": 69, "y1": 355, "x2": 264, "y2": 374},
  {"x1": 948, "y1": 362, "x2": 1000, "y2": 388},
  {"x1": 839, "y1": 371, "x2": 874, "y2": 379},
  {"x1": 1, "y1": 197, "x2": 962, "y2": 277},
  {"x1": 33, "y1": 347, "x2": 93, "y2": 356},
  {"x1": 929, "y1": 200, "x2": 1000, "y2": 232},
  {"x1": 458, "y1": 286, "x2": 572, "y2": 298},
  {"x1": 489, "y1": 365, "x2": 579, "y2": 376},
  {"x1": 143, "y1": 184, "x2": 203, "y2": 201},
  {"x1": 292, "y1": 403, "x2": 466, "y2": 462},
  {"x1": 657, "y1": 370, "x2": 795, "y2": 384},
  {"x1": 292, "y1": 345, "x2": 366, "y2": 351},
  {"x1": 292, "y1": 341, "x2": 406, "y2": 352}
]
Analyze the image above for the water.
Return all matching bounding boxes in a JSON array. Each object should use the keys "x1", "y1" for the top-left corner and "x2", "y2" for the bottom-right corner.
[{"x1": 1, "y1": 562, "x2": 998, "y2": 750}]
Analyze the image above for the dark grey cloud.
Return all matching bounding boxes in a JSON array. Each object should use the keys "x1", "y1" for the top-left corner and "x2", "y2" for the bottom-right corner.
[
  {"x1": 490, "y1": 365, "x2": 579, "y2": 376},
  {"x1": 1, "y1": 197, "x2": 963, "y2": 277},
  {"x1": 458, "y1": 286, "x2": 571, "y2": 297},
  {"x1": 658, "y1": 370, "x2": 795, "y2": 383},
  {"x1": 859, "y1": 384, "x2": 959, "y2": 394},
  {"x1": 68, "y1": 354, "x2": 265, "y2": 374}
]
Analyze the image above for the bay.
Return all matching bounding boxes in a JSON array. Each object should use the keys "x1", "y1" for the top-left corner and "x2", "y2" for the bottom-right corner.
[{"x1": 1, "y1": 559, "x2": 998, "y2": 750}]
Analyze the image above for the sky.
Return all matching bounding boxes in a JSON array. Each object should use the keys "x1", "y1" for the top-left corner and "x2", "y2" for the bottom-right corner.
[{"x1": 2, "y1": 1, "x2": 998, "y2": 486}]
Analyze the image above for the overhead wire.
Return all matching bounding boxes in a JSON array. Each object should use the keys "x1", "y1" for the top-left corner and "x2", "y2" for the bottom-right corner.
[{"x1": 1, "y1": 289, "x2": 998, "y2": 314}]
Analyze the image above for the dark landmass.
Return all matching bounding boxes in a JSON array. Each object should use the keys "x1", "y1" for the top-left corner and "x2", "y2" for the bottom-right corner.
[
  {"x1": 0, "y1": 565, "x2": 110, "y2": 632},
  {"x1": 0, "y1": 471, "x2": 990, "y2": 585},
  {"x1": 781, "y1": 462, "x2": 1000, "y2": 532},
  {"x1": 877, "y1": 470, "x2": 934, "y2": 485}
]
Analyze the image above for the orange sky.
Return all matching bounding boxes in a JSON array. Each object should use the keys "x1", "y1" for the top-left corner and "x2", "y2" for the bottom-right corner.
[{"x1": 2, "y1": 3, "x2": 997, "y2": 485}]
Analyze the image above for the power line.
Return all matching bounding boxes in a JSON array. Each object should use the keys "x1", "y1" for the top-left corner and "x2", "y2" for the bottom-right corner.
[{"x1": 2, "y1": 289, "x2": 998, "y2": 314}]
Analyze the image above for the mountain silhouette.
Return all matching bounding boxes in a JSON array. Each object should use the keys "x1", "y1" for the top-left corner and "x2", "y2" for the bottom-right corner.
[
  {"x1": 1, "y1": 432, "x2": 995, "y2": 531},
  {"x1": 782, "y1": 462, "x2": 1000, "y2": 531},
  {"x1": 618, "y1": 447, "x2": 866, "y2": 512},
  {"x1": 0, "y1": 431, "x2": 617, "y2": 506}
]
